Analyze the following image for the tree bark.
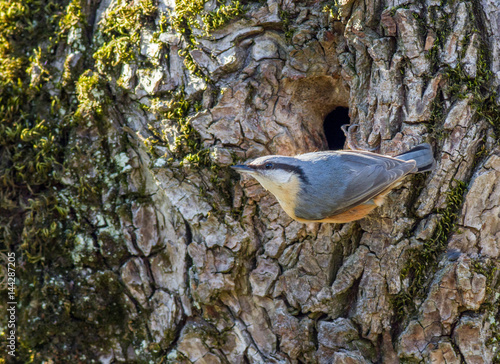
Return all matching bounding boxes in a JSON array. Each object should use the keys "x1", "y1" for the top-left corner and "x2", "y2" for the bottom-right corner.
[{"x1": 2, "y1": 0, "x2": 500, "y2": 363}]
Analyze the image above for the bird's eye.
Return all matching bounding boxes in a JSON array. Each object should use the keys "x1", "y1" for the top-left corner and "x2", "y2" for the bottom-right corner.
[{"x1": 264, "y1": 162, "x2": 273, "y2": 169}]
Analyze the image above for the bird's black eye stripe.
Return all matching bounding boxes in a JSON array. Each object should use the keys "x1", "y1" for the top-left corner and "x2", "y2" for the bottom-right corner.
[{"x1": 250, "y1": 162, "x2": 309, "y2": 184}]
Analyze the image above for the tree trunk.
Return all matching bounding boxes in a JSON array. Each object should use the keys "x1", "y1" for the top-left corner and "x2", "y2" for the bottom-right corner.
[{"x1": 2, "y1": 0, "x2": 500, "y2": 363}]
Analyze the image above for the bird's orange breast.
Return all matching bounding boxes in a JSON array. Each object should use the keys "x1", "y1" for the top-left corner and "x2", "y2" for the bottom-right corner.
[{"x1": 292, "y1": 201, "x2": 376, "y2": 223}]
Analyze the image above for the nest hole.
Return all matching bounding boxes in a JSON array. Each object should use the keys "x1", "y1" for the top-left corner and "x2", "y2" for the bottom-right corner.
[{"x1": 323, "y1": 107, "x2": 350, "y2": 150}]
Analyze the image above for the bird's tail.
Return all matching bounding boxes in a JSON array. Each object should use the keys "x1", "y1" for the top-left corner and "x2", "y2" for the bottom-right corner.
[{"x1": 395, "y1": 143, "x2": 435, "y2": 173}]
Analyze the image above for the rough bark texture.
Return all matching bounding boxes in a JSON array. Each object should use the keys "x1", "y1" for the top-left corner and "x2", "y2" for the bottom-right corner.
[{"x1": 1, "y1": 0, "x2": 500, "y2": 363}]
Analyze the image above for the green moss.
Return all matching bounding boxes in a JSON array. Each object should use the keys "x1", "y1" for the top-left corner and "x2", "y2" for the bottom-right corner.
[
  {"x1": 173, "y1": 0, "x2": 244, "y2": 36},
  {"x1": 75, "y1": 69, "x2": 108, "y2": 118},
  {"x1": 392, "y1": 180, "x2": 467, "y2": 320},
  {"x1": 0, "y1": 0, "x2": 158, "y2": 361},
  {"x1": 488, "y1": 303, "x2": 500, "y2": 363},
  {"x1": 279, "y1": 9, "x2": 294, "y2": 40},
  {"x1": 202, "y1": 1, "x2": 244, "y2": 34},
  {"x1": 0, "y1": 0, "x2": 73, "y2": 265},
  {"x1": 59, "y1": 0, "x2": 86, "y2": 32},
  {"x1": 145, "y1": 87, "x2": 209, "y2": 167},
  {"x1": 323, "y1": 1, "x2": 341, "y2": 20},
  {"x1": 387, "y1": 3, "x2": 409, "y2": 17},
  {"x1": 412, "y1": 11, "x2": 428, "y2": 38},
  {"x1": 171, "y1": 0, "x2": 246, "y2": 81},
  {"x1": 427, "y1": 93, "x2": 446, "y2": 140},
  {"x1": 471, "y1": 259, "x2": 497, "y2": 296},
  {"x1": 93, "y1": 0, "x2": 157, "y2": 73},
  {"x1": 15, "y1": 270, "x2": 131, "y2": 363},
  {"x1": 171, "y1": 0, "x2": 206, "y2": 36}
]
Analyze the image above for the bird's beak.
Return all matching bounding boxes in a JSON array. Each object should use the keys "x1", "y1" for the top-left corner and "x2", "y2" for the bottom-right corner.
[{"x1": 231, "y1": 165, "x2": 254, "y2": 174}]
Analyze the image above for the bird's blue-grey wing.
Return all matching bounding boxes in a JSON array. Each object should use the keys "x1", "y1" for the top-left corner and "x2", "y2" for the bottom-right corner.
[{"x1": 295, "y1": 152, "x2": 416, "y2": 220}]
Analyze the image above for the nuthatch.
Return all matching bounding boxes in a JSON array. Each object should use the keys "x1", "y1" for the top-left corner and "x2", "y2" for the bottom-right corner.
[{"x1": 232, "y1": 143, "x2": 435, "y2": 223}]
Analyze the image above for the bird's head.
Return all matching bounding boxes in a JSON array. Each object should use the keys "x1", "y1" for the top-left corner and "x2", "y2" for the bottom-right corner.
[{"x1": 232, "y1": 156, "x2": 308, "y2": 197}]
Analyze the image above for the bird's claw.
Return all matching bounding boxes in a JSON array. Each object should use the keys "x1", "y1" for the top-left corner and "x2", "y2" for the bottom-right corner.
[{"x1": 341, "y1": 123, "x2": 379, "y2": 152}]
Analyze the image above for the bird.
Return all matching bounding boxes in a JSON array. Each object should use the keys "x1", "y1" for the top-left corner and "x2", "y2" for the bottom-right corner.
[{"x1": 232, "y1": 143, "x2": 435, "y2": 223}]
